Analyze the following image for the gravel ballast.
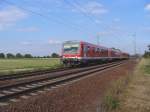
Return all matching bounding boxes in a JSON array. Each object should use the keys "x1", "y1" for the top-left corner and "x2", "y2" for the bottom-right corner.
[{"x1": 0, "y1": 60, "x2": 137, "y2": 112}]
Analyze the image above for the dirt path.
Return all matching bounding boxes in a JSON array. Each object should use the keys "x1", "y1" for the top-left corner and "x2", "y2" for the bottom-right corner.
[{"x1": 118, "y1": 59, "x2": 150, "y2": 112}]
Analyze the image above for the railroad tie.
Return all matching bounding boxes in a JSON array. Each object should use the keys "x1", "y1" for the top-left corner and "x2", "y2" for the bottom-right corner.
[
  {"x1": 18, "y1": 87, "x2": 29, "y2": 90},
  {"x1": 0, "y1": 102, "x2": 9, "y2": 106},
  {"x1": 11, "y1": 88, "x2": 23, "y2": 92},
  {"x1": 30, "y1": 93, "x2": 38, "y2": 96},
  {"x1": 0, "y1": 93, "x2": 5, "y2": 97},
  {"x1": 10, "y1": 98, "x2": 20, "y2": 103},
  {"x1": 20, "y1": 95, "x2": 30, "y2": 99},
  {"x1": 2, "y1": 90, "x2": 15, "y2": 94}
]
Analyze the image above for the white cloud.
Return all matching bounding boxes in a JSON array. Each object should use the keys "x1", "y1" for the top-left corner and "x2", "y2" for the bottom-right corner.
[
  {"x1": 21, "y1": 39, "x2": 62, "y2": 46},
  {"x1": 73, "y1": 1, "x2": 108, "y2": 16},
  {"x1": 145, "y1": 3, "x2": 150, "y2": 11},
  {"x1": 48, "y1": 39, "x2": 62, "y2": 44},
  {"x1": 98, "y1": 31, "x2": 110, "y2": 36},
  {"x1": 143, "y1": 26, "x2": 150, "y2": 32},
  {"x1": 16, "y1": 27, "x2": 40, "y2": 32},
  {"x1": 95, "y1": 19, "x2": 102, "y2": 24},
  {"x1": 113, "y1": 18, "x2": 120, "y2": 22},
  {"x1": 0, "y1": 6, "x2": 27, "y2": 31},
  {"x1": 97, "y1": 25, "x2": 122, "y2": 37},
  {"x1": 21, "y1": 41, "x2": 32, "y2": 46}
]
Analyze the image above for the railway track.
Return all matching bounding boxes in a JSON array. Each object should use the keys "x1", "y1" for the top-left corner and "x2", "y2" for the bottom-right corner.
[
  {"x1": 0, "y1": 60, "x2": 127, "y2": 106},
  {"x1": 0, "y1": 62, "x2": 122, "y2": 86},
  {"x1": 0, "y1": 61, "x2": 117, "y2": 82},
  {"x1": 0, "y1": 67, "x2": 69, "y2": 81}
]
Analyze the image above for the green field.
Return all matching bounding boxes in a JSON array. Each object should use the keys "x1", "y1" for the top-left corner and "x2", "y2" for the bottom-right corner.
[
  {"x1": 0, "y1": 58, "x2": 61, "y2": 75},
  {"x1": 142, "y1": 58, "x2": 150, "y2": 74}
]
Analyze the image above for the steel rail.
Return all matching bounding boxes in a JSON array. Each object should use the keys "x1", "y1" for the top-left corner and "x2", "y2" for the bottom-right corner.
[
  {"x1": 0, "y1": 61, "x2": 127, "y2": 104},
  {"x1": 0, "y1": 61, "x2": 118, "y2": 81},
  {"x1": 0, "y1": 61, "x2": 125, "y2": 89},
  {"x1": 0, "y1": 67, "x2": 70, "y2": 81}
]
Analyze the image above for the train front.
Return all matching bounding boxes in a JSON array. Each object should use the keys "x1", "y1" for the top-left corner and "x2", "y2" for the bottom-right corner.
[{"x1": 61, "y1": 41, "x2": 81, "y2": 66}]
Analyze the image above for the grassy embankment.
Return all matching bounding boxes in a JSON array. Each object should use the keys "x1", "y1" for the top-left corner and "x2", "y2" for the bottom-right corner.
[
  {"x1": 118, "y1": 58, "x2": 150, "y2": 112},
  {"x1": 101, "y1": 58, "x2": 150, "y2": 112},
  {"x1": 0, "y1": 58, "x2": 61, "y2": 75}
]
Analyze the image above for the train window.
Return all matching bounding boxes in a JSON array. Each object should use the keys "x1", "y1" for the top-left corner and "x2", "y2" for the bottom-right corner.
[
  {"x1": 101, "y1": 48, "x2": 106, "y2": 52},
  {"x1": 93, "y1": 47, "x2": 95, "y2": 53},
  {"x1": 95, "y1": 48, "x2": 98, "y2": 52},
  {"x1": 84, "y1": 46, "x2": 88, "y2": 53},
  {"x1": 97, "y1": 48, "x2": 100, "y2": 52},
  {"x1": 63, "y1": 42, "x2": 80, "y2": 54},
  {"x1": 99, "y1": 48, "x2": 102, "y2": 52},
  {"x1": 87, "y1": 46, "x2": 90, "y2": 51}
]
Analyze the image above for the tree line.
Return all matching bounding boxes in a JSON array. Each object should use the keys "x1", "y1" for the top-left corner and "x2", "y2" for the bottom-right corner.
[
  {"x1": 143, "y1": 45, "x2": 150, "y2": 58},
  {"x1": 0, "y1": 53, "x2": 60, "y2": 59}
]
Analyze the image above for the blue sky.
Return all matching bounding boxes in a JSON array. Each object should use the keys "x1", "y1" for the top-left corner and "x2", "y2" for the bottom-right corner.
[{"x1": 0, "y1": 0, "x2": 150, "y2": 56}]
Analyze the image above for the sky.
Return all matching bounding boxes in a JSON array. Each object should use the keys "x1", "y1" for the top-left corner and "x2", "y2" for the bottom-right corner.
[{"x1": 0, "y1": 0, "x2": 150, "y2": 56}]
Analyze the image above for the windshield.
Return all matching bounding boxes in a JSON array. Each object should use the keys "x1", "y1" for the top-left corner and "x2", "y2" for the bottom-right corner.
[{"x1": 63, "y1": 42, "x2": 80, "y2": 54}]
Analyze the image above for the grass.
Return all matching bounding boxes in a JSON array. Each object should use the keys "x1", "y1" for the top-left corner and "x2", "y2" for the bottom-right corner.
[
  {"x1": 101, "y1": 59, "x2": 138, "y2": 112},
  {"x1": 0, "y1": 58, "x2": 61, "y2": 75},
  {"x1": 120, "y1": 58, "x2": 150, "y2": 112},
  {"x1": 102, "y1": 74, "x2": 131, "y2": 111},
  {"x1": 104, "y1": 94, "x2": 120, "y2": 110},
  {"x1": 141, "y1": 58, "x2": 150, "y2": 74},
  {"x1": 109, "y1": 58, "x2": 150, "y2": 112}
]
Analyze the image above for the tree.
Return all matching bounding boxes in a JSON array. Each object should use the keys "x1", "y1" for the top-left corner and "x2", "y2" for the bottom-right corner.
[
  {"x1": 24, "y1": 54, "x2": 33, "y2": 58},
  {"x1": 16, "y1": 53, "x2": 23, "y2": 58},
  {"x1": 148, "y1": 45, "x2": 150, "y2": 51},
  {"x1": 43, "y1": 56, "x2": 51, "y2": 58},
  {"x1": 143, "y1": 45, "x2": 150, "y2": 58},
  {"x1": 0, "y1": 53, "x2": 5, "y2": 58},
  {"x1": 46, "y1": 56, "x2": 51, "y2": 58},
  {"x1": 51, "y1": 53, "x2": 59, "y2": 58},
  {"x1": 7, "y1": 53, "x2": 15, "y2": 58}
]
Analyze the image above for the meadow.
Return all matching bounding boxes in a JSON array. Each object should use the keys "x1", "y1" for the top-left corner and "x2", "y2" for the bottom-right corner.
[
  {"x1": 142, "y1": 58, "x2": 150, "y2": 74},
  {"x1": 0, "y1": 58, "x2": 61, "y2": 75}
]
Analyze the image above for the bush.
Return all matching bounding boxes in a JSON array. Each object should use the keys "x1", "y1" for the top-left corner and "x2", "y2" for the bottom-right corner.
[
  {"x1": 143, "y1": 51, "x2": 150, "y2": 58},
  {"x1": 51, "y1": 53, "x2": 59, "y2": 58},
  {"x1": 7, "y1": 53, "x2": 15, "y2": 58},
  {"x1": 16, "y1": 53, "x2": 23, "y2": 58},
  {"x1": 24, "y1": 54, "x2": 33, "y2": 58},
  {"x1": 0, "y1": 53, "x2": 5, "y2": 58},
  {"x1": 143, "y1": 45, "x2": 150, "y2": 58}
]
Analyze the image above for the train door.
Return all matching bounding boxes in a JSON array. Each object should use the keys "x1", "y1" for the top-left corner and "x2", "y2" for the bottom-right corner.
[
  {"x1": 108, "y1": 49, "x2": 111, "y2": 57},
  {"x1": 83, "y1": 45, "x2": 88, "y2": 57}
]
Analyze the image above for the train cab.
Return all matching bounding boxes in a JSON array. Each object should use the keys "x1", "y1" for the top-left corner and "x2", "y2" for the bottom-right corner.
[{"x1": 61, "y1": 41, "x2": 82, "y2": 66}]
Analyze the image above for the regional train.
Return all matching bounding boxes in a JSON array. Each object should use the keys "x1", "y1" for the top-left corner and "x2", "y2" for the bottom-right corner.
[{"x1": 61, "y1": 41, "x2": 129, "y2": 66}]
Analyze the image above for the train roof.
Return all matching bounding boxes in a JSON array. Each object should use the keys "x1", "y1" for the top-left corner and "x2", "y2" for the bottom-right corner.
[
  {"x1": 80, "y1": 41, "x2": 108, "y2": 49},
  {"x1": 63, "y1": 40, "x2": 129, "y2": 54},
  {"x1": 63, "y1": 40, "x2": 80, "y2": 43},
  {"x1": 63, "y1": 40, "x2": 107, "y2": 48}
]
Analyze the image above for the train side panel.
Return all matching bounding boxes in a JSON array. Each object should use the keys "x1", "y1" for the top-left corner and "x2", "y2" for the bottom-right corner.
[{"x1": 61, "y1": 41, "x2": 129, "y2": 66}]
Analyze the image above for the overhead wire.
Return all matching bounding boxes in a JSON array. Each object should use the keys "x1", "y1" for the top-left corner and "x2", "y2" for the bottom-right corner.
[
  {"x1": 64, "y1": 0, "x2": 125, "y2": 46},
  {"x1": 63, "y1": 0, "x2": 99, "y2": 25},
  {"x1": 3, "y1": 0, "x2": 127, "y2": 50},
  {"x1": 2, "y1": 0, "x2": 89, "y2": 35}
]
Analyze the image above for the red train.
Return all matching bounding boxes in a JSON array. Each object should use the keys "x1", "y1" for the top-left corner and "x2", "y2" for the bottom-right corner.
[{"x1": 61, "y1": 41, "x2": 129, "y2": 66}]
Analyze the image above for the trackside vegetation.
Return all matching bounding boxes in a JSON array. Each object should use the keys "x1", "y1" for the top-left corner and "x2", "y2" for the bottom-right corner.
[
  {"x1": 101, "y1": 73, "x2": 132, "y2": 111},
  {"x1": 101, "y1": 58, "x2": 150, "y2": 112},
  {"x1": 143, "y1": 45, "x2": 150, "y2": 58},
  {"x1": 142, "y1": 59, "x2": 150, "y2": 74}
]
